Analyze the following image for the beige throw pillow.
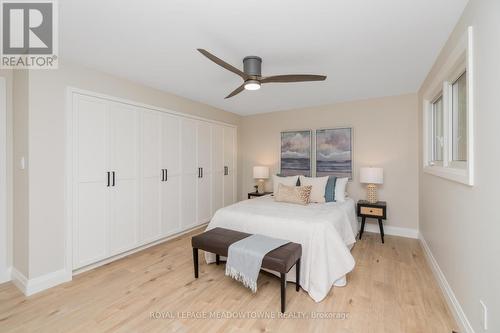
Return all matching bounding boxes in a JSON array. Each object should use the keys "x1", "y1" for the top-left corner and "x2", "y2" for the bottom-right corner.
[{"x1": 275, "y1": 184, "x2": 312, "y2": 205}]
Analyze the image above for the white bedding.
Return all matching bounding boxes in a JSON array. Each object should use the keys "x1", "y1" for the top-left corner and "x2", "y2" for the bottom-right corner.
[{"x1": 204, "y1": 195, "x2": 358, "y2": 302}]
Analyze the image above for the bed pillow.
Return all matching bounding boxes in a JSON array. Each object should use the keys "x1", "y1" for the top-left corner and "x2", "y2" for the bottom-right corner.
[
  {"x1": 274, "y1": 184, "x2": 312, "y2": 205},
  {"x1": 272, "y1": 175, "x2": 299, "y2": 194},
  {"x1": 276, "y1": 173, "x2": 301, "y2": 186},
  {"x1": 334, "y1": 177, "x2": 349, "y2": 202},
  {"x1": 298, "y1": 175, "x2": 329, "y2": 203},
  {"x1": 324, "y1": 176, "x2": 337, "y2": 202}
]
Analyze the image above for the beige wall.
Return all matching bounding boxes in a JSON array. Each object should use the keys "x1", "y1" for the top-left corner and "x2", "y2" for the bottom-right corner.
[
  {"x1": 19, "y1": 61, "x2": 241, "y2": 279},
  {"x1": 240, "y1": 94, "x2": 419, "y2": 231},
  {"x1": 418, "y1": 0, "x2": 500, "y2": 331},
  {"x1": 12, "y1": 70, "x2": 30, "y2": 277}
]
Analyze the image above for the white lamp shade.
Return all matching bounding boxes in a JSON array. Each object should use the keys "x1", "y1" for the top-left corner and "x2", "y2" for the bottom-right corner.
[
  {"x1": 253, "y1": 166, "x2": 269, "y2": 179},
  {"x1": 360, "y1": 167, "x2": 383, "y2": 184}
]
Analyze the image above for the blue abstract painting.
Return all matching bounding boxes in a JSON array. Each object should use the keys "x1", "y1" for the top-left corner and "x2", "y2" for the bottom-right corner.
[
  {"x1": 316, "y1": 128, "x2": 352, "y2": 178},
  {"x1": 280, "y1": 130, "x2": 311, "y2": 176}
]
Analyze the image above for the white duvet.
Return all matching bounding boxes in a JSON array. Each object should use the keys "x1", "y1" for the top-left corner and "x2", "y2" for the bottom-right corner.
[{"x1": 204, "y1": 195, "x2": 358, "y2": 302}]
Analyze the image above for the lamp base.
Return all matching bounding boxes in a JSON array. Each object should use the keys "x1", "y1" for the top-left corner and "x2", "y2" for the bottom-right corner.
[
  {"x1": 366, "y1": 184, "x2": 378, "y2": 203},
  {"x1": 257, "y1": 179, "x2": 265, "y2": 194}
]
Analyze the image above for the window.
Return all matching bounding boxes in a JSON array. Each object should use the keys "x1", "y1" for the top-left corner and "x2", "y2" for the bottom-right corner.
[
  {"x1": 452, "y1": 72, "x2": 467, "y2": 162},
  {"x1": 431, "y1": 95, "x2": 444, "y2": 163},
  {"x1": 422, "y1": 26, "x2": 473, "y2": 186}
]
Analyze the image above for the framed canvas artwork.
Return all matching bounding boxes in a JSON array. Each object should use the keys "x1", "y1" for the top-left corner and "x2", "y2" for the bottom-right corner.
[
  {"x1": 316, "y1": 128, "x2": 352, "y2": 178},
  {"x1": 280, "y1": 130, "x2": 312, "y2": 176}
]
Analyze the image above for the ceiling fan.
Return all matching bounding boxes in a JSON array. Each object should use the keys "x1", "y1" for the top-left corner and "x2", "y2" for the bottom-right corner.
[{"x1": 197, "y1": 49, "x2": 327, "y2": 99}]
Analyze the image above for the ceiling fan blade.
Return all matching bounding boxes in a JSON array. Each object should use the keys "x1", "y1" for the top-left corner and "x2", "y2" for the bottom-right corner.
[
  {"x1": 261, "y1": 74, "x2": 327, "y2": 84},
  {"x1": 197, "y1": 49, "x2": 247, "y2": 79},
  {"x1": 225, "y1": 84, "x2": 245, "y2": 99}
]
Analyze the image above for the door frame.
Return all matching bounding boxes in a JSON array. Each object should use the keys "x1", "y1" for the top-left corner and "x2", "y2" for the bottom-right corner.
[
  {"x1": 0, "y1": 77, "x2": 9, "y2": 283},
  {"x1": 65, "y1": 87, "x2": 237, "y2": 275}
]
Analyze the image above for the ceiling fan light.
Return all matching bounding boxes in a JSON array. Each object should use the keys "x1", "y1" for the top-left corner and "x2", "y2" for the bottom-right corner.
[{"x1": 244, "y1": 80, "x2": 261, "y2": 91}]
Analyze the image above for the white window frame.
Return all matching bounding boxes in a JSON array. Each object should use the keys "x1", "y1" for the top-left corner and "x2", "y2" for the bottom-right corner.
[
  {"x1": 422, "y1": 26, "x2": 474, "y2": 186},
  {"x1": 429, "y1": 93, "x2": 444, "y2": 166}
]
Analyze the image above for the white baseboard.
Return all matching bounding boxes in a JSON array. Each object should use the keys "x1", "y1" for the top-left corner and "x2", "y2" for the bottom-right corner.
[
  {"x1": 360, "y1": 222, "x2": 418, "y2": 239},
  {"x1": 10, "y1": 223, "x2": 207, "y2": 296},
  {"x1": 11, "y1": 267, "x2": 71, "y2": 296},
  {"x1": 419, "y1": 233, "x2": 474, "y2": 333},
  {"x1": 73, "y1": 222, "x2": 208, "y2": 276},
  {"x1": 0, "y1": 266, "x2": 12, "y2": 284},
  {"x1": 10, "y1": 267, "x2": 28, "y2": 294}
]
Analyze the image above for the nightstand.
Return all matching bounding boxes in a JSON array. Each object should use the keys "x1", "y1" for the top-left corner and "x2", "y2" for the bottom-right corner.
[
  {"x1": 248, "y1": 191, "x2": 272, "y2": 199},
  {"x1": 357, "y1": 200, "x2": 387, "y2": 243}
]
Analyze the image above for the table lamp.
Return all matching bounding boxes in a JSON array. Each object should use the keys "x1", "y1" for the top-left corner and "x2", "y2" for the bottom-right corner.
[
  {"x1": 360, "y1": 167, "x2": 383, "y2": 203},
  {"x1": 253, "y1": 166, "x2": 269, "y2": 193}
]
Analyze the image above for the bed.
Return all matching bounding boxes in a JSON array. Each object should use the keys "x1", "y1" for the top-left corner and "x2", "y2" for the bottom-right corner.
[{"x1": 204, "y1": 194, "x2": 358, "y2": 302}]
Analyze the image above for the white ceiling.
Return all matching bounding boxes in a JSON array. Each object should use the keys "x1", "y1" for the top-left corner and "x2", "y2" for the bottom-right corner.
[{"x1": 60, "y1": 0, "x2": 468, "y2": 116}]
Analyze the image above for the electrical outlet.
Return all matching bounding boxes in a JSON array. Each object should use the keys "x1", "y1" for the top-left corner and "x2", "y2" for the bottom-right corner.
[{"x1": 480, "y1": 300, "x2": 488, "y2": 330}]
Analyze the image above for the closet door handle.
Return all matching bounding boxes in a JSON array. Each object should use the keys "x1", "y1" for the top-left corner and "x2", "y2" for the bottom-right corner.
[
  {"x1": 224, "y1": 166, "x2": 228, "y2": 176},
  {"x1": 198, "y1": 167, "x2": 201, "y2": 178},
  {"x1": 161, "y1": 169, "x2": 165, "y2": 182},
  {"x1": 165, "y1": 169, "x2": 168, "y2": 181},
  {"x1": 112, "y1": 171, "x2": 116, "y2": 186},
  {"x1": 201, "y1": 167, "x2": 203, "y2": 178},
  {"x1": 107, "y1": 171, "x2": 110, "y2": 187}
]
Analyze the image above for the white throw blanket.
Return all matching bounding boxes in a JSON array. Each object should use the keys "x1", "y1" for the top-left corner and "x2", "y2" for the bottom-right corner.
[
  {"x1": 225, "y1": 234, "x2": 290, "y2": 293},
  {"x1": 205, "y1": 195, "x2": 358, "y2": 302}
]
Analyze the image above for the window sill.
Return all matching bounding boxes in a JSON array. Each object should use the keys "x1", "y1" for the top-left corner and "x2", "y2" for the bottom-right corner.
[{"x1": 423, "y1": 165, "x2": 473, "y2": 186}]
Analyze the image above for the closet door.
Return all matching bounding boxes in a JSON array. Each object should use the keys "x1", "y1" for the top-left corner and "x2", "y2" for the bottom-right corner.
[
  {"x1": 197, "y1": 121, "x2": 212, "y2": 224},
  {"x1": 180, "y1": 118, "x2": 198, "y2": 229},
  {"x1": 141, "y1": 110, "x2": 162, "y2": 243},
  {"x1": 108, "y1": 102, "x2": 140, "y2": 255},
  {"x1": 223, "y1": 126, "x2": 236, "y2": 206},
  {"x1": 73, "y1": 95, "x2": 109, "y2": 269},
  {"x1": 161, "y1": 114, "x2": 181, "y2": 235},
  {"x1": 211, "y1": 124, "x2": 224, "y2": 214}
]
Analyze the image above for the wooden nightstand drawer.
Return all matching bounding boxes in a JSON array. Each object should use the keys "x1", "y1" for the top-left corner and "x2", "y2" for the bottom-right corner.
[{"x1": 360, "y1": 206, "x2": 384, "y2": 217}]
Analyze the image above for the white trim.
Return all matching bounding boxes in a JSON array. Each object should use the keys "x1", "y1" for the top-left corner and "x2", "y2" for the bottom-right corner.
[
  {"x1": 422, "y1": 26, "x2": 474, "y2": 186},
  {"x1": 64, "y1": 86, "x2": 73, "y2": 283},
  {"x1": 11, "y1": 267, "x2": 71, "y2": 296},
  {"x1": 360, "y1": 222, "x2": 418, "y2": 239},
  {"x1": 0, "y1": 77, "x2": 8, "y2": 283},
  {"x1": 466, "y1": 26, "x2": 474, "y2": 185},
  {"x1": 67, "y1": 87, "x2": 237, "y2": 128},
  {"x1": 10, "y1": 223, "x2": 206, "y2": 295},
  {"x1": 73, "y1": 222, "x2": 208, "y2": 276},
  {"x1": 419, "y1": 233, "x2": 475, "y2": 333},
  {"x1": 10, "y1": 268, "x2": 28, "y2": 294}
]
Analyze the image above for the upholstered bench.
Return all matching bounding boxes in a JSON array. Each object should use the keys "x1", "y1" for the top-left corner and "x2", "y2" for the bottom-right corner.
[{"x1": 192, "y1": 227, "x2": 302, "y2": 313}]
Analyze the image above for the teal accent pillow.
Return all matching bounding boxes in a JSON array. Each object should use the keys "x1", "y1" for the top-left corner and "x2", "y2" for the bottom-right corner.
[{"x1": 325, "y1": 176, "x2": 337, "y2": 202}]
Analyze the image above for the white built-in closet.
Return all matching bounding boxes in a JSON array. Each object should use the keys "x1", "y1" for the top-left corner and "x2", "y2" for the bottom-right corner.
[{"x1": 70, "y1": 91, "x2": 237, "y2": 270}]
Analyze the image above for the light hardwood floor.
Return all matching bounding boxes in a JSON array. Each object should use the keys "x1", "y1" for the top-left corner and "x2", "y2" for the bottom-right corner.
[{"x1": 0, "y1": 229, "x2": 457, "y2": 333}]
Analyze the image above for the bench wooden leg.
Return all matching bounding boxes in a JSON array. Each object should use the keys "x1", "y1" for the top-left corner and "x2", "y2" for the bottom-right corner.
[
  {"x1": 296, "y1": 258, "x2": 300, "y2": 292},
  {"x1": 216, "y1": 254, "x2": 220, "y2": 265},
  {"x1": 280, "y1": 273, "x2": 286, "y2": 313},
  {"x1": 193, "y1": 248, "x2": 199, "y2": 278}
]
